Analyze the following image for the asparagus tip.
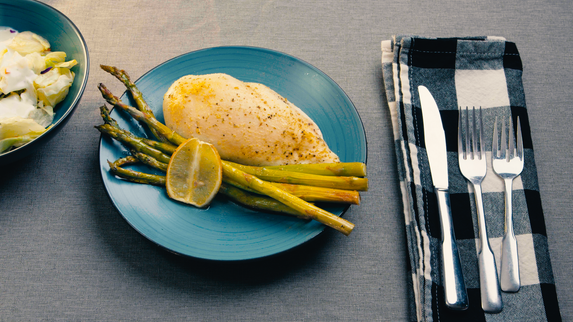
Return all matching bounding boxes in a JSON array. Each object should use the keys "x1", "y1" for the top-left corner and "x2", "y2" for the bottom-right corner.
[
  {"x1": 100, "y1": 64, "x2": 131, "y2": 80},
  {"x1": 100, "y1": 64, "x2": 118, "y2": 75},
  {"x1": 99, "y1": 104, "x2": 109, "y2": 114},
  {"x1": 98, "y1": 83, "x2": 117, "y2": 102}
]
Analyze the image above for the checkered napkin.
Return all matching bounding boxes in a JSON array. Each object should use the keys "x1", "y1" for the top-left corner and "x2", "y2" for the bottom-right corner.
[{"x1": 381, "y1": 36, "x2": 562, "y2": 322}]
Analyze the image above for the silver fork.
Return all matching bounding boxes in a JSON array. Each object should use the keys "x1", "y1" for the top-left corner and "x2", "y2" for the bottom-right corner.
[
  {"x1": 458, "y1": 106, "x2": 503, "y2": 313},
  {"x1": 492, "y1": 116, "x2": 523, "y2": 292}
]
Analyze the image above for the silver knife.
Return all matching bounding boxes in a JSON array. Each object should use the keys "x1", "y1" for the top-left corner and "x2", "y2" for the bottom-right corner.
[{"x1": 418, "y1": 85, "x2": 469, "y2": 310}]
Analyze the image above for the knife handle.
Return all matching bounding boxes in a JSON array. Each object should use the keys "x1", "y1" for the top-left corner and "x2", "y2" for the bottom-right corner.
[{"x1": 436, "y1": 189, "x2": 469, "y2": 310}]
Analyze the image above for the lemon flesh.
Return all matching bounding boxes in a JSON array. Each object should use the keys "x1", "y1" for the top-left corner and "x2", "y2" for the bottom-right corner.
[{"x1": 166, "y1": 138, "x2": 222, "y2": 207}]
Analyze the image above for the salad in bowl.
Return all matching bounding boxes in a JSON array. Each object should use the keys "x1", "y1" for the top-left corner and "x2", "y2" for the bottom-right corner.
[{"x1": 0, "y1": 27, "x2": 77, "y2": 154}]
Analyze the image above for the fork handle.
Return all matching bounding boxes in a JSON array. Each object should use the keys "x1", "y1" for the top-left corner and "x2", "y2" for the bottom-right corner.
[
  {"x1": 474, "y1": 184, "x2": 503, "y2": 313},
  {"x1": 478, "y1": 244, "x2": 503, "y2": 313},
  {"x1": 501, "y1": 178, "x2": 521, "y2": 292},
  {"x1": 436, "y1": 189, "x2": 469, "y2": 310}
]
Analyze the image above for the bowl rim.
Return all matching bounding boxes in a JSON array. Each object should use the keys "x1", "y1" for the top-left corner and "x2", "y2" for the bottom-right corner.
[{"x1": 0, "y1": 0, "x2": 90, "y2": 158}]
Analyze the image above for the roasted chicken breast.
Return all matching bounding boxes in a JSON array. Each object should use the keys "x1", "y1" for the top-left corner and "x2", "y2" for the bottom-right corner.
[{"x1": 163, "y1": 73, "x2": 339, "y2": 166}]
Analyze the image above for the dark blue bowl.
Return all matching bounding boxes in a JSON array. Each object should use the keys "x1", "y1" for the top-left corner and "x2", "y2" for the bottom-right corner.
[{"x1": 0, "y1": 0, "x2": 89, "y2": 165}]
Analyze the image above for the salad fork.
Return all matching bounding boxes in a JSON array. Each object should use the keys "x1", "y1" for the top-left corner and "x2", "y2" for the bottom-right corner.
[
  {"x1": 458, "y1": 106, "x2": 503, "y2": 313},
  {"x1": 492, "y1": 116, "x2": 523, "y2": 292}
]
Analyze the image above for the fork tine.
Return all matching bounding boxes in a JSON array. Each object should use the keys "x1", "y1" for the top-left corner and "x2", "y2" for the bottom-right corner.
[
  {"x1": 500, "y1": 116, "x2": 507, "y2": 160},
  {"x1": 472, "y1": 107, "x2": 478, "y2": 159},
  {"x1": 465, "y1": 106, "x2": 471, "y2": 159},
  {"x1": 479, "y1": 107, "x2": 485, "y2": 160},
  {"x1": 465, "y1": 107, "x2": 470, "y2": 158},
  {"x1": 517, "y1": 116, "x2": 523, "y2": 160},
  {"x1": 492, "y1": 116, "x2": 499, "y2": 158},
  {"x1": 508, "y1": 116, "x2": 515, "y2": 159},
  {"x1": 458, "y1": 106, "x2": 465, "y2": 159}
]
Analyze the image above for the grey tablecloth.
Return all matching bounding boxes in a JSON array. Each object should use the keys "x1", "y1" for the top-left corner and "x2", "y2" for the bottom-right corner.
[{"x1": 1, "y1": 0, "x2": 571, "y2": 320}]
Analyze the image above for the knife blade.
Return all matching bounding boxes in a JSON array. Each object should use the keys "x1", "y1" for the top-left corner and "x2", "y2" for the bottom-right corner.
[{"x1": 418, "y1": 85, "x2": 469, "y2": 311}]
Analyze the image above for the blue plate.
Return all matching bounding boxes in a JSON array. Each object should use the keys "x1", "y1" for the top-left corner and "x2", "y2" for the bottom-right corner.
[{"x1": 99, "y1": 46, "x2": 366, "y2": 261}]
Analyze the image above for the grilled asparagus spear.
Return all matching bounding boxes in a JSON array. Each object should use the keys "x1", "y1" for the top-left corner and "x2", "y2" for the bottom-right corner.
[
  {"x1": 226, "y1": 161, "x2": 368, "y2": 191},
  {"x1": 222, "y1": 162, "x2": 354, "y2": 236}
]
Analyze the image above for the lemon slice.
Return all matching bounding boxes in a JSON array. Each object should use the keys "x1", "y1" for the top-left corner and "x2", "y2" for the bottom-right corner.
[{"x1": 166, "y1": 138, "x2": 223, "y2": 207}]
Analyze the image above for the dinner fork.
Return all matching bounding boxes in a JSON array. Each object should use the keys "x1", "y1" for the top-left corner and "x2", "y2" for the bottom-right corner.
[
  {"x1": 492, "y1": 116, "x2": 523, "y2": 293},
  {"x1": 458, "y1": 106, "x2": 503, "y2": 313}
]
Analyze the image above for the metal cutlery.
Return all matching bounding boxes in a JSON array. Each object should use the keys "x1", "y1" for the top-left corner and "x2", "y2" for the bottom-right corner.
[
  {"x1": 418, "y1": 86, "x2": 469, "y2": 311},
  {"x1": 458, "y1": 106, "x2": 503, "y2": 313},
  {"x1": 492, "y1": 115, "x2": 523, "y2": 292}
]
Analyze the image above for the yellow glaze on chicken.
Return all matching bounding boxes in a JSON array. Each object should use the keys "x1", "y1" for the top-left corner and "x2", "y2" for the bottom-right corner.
[{"x1": 163, "y1": 73, "x2": 340, "y2": 166}]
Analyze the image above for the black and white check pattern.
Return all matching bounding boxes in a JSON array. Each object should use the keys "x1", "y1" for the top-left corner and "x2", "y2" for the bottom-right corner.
[{"x1": 381, "y1": 36, "x2": 562, "y2": 322}]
